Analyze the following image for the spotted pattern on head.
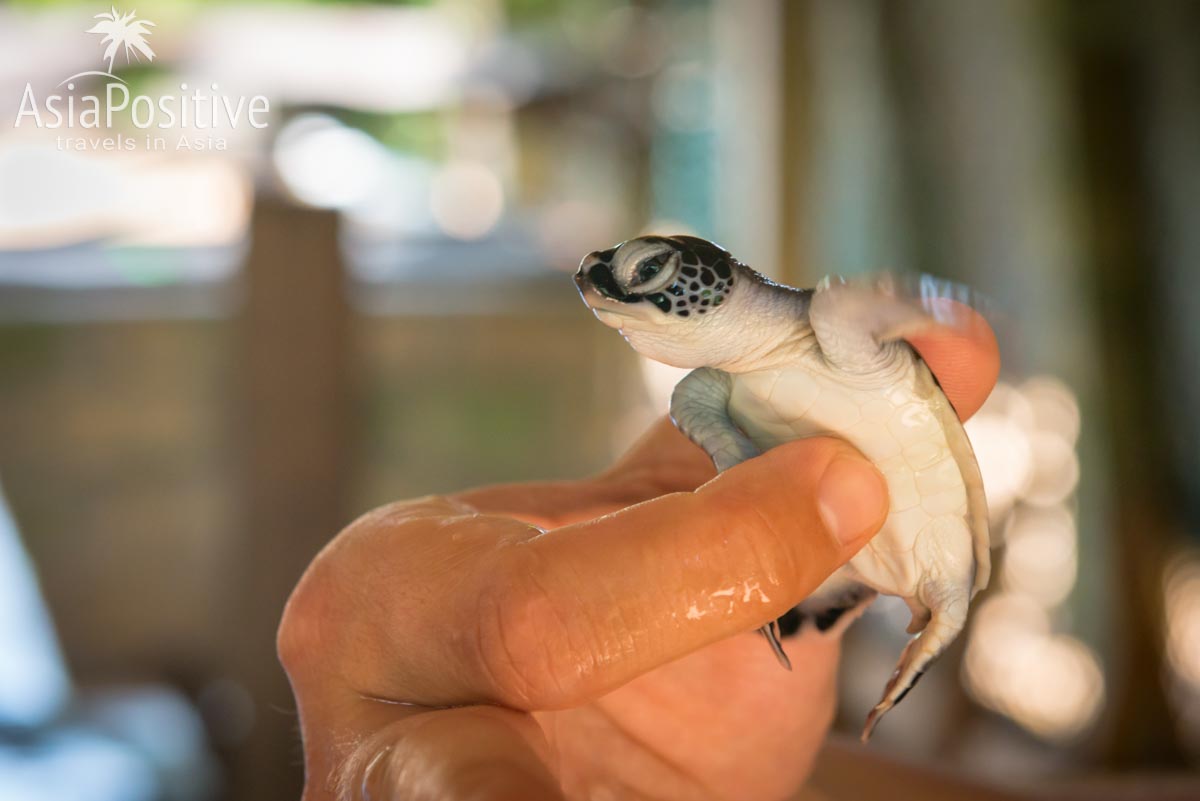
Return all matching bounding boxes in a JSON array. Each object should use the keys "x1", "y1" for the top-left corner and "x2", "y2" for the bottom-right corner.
[{"x1": 587, "y1": 235, "x2": 737, "y2": 318}]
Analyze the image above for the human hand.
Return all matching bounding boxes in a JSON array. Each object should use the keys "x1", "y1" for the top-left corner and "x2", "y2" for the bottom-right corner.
[{"x1": 278, "y1": 305, "x2": 999, "y2": 801}]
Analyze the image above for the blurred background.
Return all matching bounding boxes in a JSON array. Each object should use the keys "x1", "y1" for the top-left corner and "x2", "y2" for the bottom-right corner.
[{"x1": 0, "y1": 0, "x2": 1197, "y2": 799}]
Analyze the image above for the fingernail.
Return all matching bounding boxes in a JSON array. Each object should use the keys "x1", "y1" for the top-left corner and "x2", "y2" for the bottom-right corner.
[{"x1": 818, "y1": 456, "x2": 888, "y2": 546}]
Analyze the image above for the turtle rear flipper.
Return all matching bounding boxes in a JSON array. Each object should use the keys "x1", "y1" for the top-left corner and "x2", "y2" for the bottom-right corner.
[
  {"x1": 861, "y1": 515, "x2": 975, "y2": 741},
  {"x1": 861, "y1": 597, "x2": 965, "y2": 741}
]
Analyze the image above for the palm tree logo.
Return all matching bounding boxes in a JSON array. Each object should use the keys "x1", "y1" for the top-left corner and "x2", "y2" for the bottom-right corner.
[{"x1": 86, "y1": 7, "x2": 156, "y2": 75}]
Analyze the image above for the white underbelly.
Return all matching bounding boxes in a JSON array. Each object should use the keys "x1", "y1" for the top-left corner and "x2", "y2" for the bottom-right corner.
[{"x1": 728, "y1": 367, "x2": 969, "y2": 594}]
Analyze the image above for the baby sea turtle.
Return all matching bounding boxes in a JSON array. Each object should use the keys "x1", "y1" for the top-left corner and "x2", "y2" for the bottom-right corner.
[{"x1": 574, "y1": 234, "x2": 990, "y2": 740}]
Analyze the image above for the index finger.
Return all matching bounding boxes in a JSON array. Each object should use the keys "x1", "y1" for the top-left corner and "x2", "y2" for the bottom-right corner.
[
  {"x1": 904, "y1": 298, "x2": 1000, "y2": 421},
  {"x1": 298, "y1": 437, "x2": 885, "y2": 713}
]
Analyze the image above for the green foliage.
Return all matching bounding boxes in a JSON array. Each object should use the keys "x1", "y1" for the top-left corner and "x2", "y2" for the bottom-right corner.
[
  {"x1": 503, "y1": 0, "x2": 568, "y2": 24},
  {"x1": 503, "y1": 0, "x2": 617, "y2": 25},
  {"x1": 337, "y1": 109, "x2": 447, "y2": 160}
]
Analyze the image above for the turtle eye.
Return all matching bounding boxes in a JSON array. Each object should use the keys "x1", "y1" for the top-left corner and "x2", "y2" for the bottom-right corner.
[{"x1": 634, "y1": 253, "x2": 669, "y2": 286}]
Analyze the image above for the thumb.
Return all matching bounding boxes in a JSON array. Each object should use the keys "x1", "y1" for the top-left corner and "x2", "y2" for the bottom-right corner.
[
  {"x1": 471, "y1": 437, "x2": 889, "y2": 709},
  {"x1": 707, "y1": 437, "x2": 890, "y2": 552}
]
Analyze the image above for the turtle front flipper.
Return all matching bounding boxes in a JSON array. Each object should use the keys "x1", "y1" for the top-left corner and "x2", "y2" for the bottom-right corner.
[
  {"x1": 763, "y1": 579, "x2": 877, "y2": 669},
  {"x1": 795, "y1": 573, "x2": 876, "y2": 633},
  {"x1": 671, "y1": 367, "x2": 795, "y2": 667},
  {"x1": 759, "y1": 619, "x2": 792, "y2": 670},
  {"x1": 669, "y1": 367, "x2": 760, "y2": 472}
]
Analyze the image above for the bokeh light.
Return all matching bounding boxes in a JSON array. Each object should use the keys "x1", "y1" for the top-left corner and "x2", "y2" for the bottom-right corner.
[
  {"x1": 1002, "y1": 505, "x2": 1079, "y2": 608},
  {"x1": 965, "y1": 593, "x2": 1104, "y2": 741},
  {"x1": 963, "y1": 374, "x2": 1099, "y2": 742},
  {"x1": 1166, "y1": 552, "x2": 1200, "y2": 687},
  {"x1": 429, "y1": 161, "x2": 505, "y2": 240},
  {"x1": 273, "y1": 114, "x2": 390, "y2": 210}
]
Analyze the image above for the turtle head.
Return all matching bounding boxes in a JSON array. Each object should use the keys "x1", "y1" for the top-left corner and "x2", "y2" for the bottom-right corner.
[{"x1": 574, "y1": 235, "x2": 745, "y2": 368}]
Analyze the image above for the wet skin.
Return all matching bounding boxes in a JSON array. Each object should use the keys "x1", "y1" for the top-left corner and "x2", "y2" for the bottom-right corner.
[{"x1": 278, "y1": 304, "x2": 999, "y2": 801}]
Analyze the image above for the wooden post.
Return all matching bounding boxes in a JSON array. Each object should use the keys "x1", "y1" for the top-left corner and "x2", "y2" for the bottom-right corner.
[{"x1": 227, "y1": 197, "x2": 351, "y2": 800}]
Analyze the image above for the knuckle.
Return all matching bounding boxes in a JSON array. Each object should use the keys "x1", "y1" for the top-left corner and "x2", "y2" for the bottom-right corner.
[
  {"x1": 277, "y1": 561, "x2": 330, "y2": 677},
  {"x1": 471, "y1": 547, "x2": 593, "y2": 709}
]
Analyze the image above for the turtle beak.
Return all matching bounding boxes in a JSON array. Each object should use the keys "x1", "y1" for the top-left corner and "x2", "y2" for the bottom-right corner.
[{"x1": 572, "y1": 261, "x2": 591, "y2": 292}]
